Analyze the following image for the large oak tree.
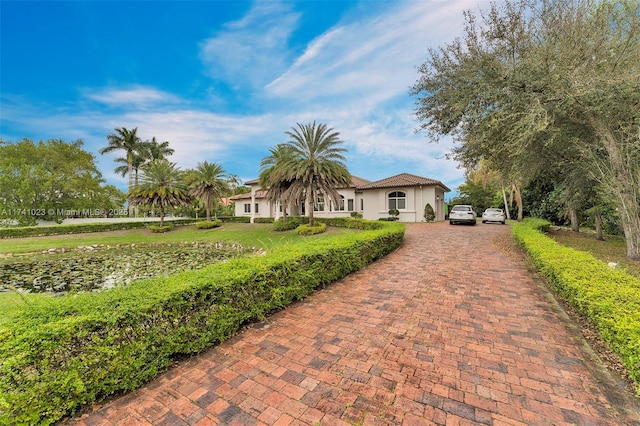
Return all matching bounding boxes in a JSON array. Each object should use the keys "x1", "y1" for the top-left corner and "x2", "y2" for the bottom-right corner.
[{"x1": 412, "y1": 0, "x2": 640, "y2": 259}]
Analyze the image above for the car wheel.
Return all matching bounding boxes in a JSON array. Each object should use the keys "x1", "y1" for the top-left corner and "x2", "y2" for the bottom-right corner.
[
  {"x1": 501, "y1": 221, "x2": 505, "y2": 225},
  {"x1": 449, "y1": 220, "x2": 454, "y2": 225},
  {"x1": 482, "y1": 220, "x2": 486, "y2": 224}
]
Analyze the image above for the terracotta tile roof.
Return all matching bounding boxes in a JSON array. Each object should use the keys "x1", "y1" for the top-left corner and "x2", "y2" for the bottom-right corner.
[
  {"x1": 229, "y1": 190, "x2": 267, "y2": 201},
  {"x1": 356, "y1": 173, "x2": 450, "y2": 192}
]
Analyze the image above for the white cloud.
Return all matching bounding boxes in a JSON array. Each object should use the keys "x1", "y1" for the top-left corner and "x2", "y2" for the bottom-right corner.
[
  {"x1": 83, "y1": 86, "x2": 181, "y2": 108},
  {"x1": 199, "y1": 1, "x2": 300, "y2": 89}
]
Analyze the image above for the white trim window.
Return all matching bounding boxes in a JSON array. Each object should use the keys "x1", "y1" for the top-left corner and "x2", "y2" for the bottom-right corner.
[
  {"x1": 244, "y1": 203, "x2": 251, "y2": 213},
  {"x1": 314, "y1": 197, "x2": 325, "y2": 211},
  {"x1": 388, "y1": 191, "x2": 406, "y2": 210}
]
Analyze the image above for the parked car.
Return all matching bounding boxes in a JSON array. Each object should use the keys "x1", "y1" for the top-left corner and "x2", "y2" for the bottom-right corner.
[
  {"x1": 449, "y1": 205, "x2": 477, "y2": 225},
  {"x1": 482, "y1": 208, "x2": 506, "y2": 224}
]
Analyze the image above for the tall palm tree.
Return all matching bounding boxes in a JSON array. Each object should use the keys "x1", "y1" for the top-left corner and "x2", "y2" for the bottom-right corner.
[
  {"x1": 100, "y1": 127, "x2": 142, "y2": 214},
  {"x1": 259, "y1": 144, "x2": 296, "y2": 221},
  {"x1": 187, "y1": 161, "x2": 228, "y2": 221},
  {"x1": 145, "y1": 137, "x2": 174, "y2": 161},
  {"x1": 281, "y1": 121, "x2": 351, "y2": 227},
  {"x1": 128, "y1": 160, "x2": 191, "y2": 226}
]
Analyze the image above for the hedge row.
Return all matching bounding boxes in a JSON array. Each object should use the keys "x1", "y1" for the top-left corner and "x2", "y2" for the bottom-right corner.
[
  {"x1": 0, "y1": 220, "x2": 405, "y2": 425},
  {"x1": 0, "y1": 219, "x2": 197, "y2": 239},
  {"x1": 511, "y1": 218, "x2": 640, "y2": 394}
]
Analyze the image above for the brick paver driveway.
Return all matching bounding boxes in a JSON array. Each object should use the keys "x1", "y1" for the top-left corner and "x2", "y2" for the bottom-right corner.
[{"x1": 73, "y1": 222, "x2": 640, "y2": 426}]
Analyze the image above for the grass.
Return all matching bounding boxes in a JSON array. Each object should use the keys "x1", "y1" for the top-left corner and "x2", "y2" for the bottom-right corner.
[
  {"x1": 0, "y1": 222, "x2": 351, "y2": 255},
  {"x1": 546, "y1": 228, "x2": 640, "y2": 279}
]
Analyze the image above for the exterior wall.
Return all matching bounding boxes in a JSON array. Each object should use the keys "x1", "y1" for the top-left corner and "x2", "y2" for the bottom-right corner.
[
  {"x1": 232, "y1": 181, "x2": 448, "y2": 223},
  {"x1": 309, "y1": 188, "x2": 361, "y2": 219},
  {"x1": 360, "y1": 186, "x2": 447, "y2": 222}
]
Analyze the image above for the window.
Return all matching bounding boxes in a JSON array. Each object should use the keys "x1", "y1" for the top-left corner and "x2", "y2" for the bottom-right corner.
[
  {"x1": 360, "y1": 199, "x2": 364, "y2": 210},
  {"x1": 388, "y1": 191, "x2": 406, "y2": 210},
  {"x1": 314, "y1": 197, "x2": 325, "y2": 211},
  {"x1": 244, "y1": 203, "x2": 251, "y2": 213},
  {"x1": 255, "y1": 203, "x2": 259, "y2": 213},
  {"x1": 348, "y1": 199, "x2": 354, "y2": 211},
  {"x1": 337, "y1": 195, "x2": 345, "y2": 211}
]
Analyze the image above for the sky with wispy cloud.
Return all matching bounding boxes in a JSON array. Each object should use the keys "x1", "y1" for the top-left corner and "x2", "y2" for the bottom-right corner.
[{"x1": 1, "y1": 0, "x2": 492, "y2": 197}]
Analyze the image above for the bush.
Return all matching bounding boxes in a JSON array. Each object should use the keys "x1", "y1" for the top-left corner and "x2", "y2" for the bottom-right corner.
[
  {"x1": 148, "y1": 224, "x2": 174, "y2": 233},
  {"x1": 273, "y1": 216, "x2": 305, "y2": 232},
  {"x1": 423, "y1": 203, "x2": 435, "y2": 222},
  {"x1": 350, "y1": 212, "x2": 363, "y2": 219},
  {"x1": 0, "y1": 221, "x2": 405, "y2": 425},
  {"x1": 512, "y1": 218, "x2": 640, "y2": 395},
  {"x1": 0, "y1": 219, "x2": 196, "y2": 239},
  {"x1": 296, "y1": 222, "x2": 327, "y2": 235},
  {"x1": 195, "y1": 219, "x2": 222, "y2": 229}
]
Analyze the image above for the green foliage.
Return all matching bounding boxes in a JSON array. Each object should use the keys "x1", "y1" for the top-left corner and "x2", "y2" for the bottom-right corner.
[
  {"x1": 186, "y1": 161, "x2": 228, "y2": 222},
  {"x1": 388, "y1": 209, "x2": 399, "y2": 217},
  {"x1": 195, "y1": 219, "x2": 222, "y2": 229},
  {"x1": 296, "y1": 222, "x2": 327, "y2": 235},
  {"x1": 273, "y1": 216, "x2": 305, "y2": 231},
  {"x1": 129, "y1": 160, "x2": 191, "y2": 226},
  {"x1": 148, "y1": 224, "x2": 174, "y2": 233},
  {"x1": 350, "y1": 211, "x2": 363, "y2": 219},
  {"x1": 512, "y1": 218, "x2": 640, "y2": 394},
  {"x1": 0, "y1": 221, "x2": 404, "y2": 425},
  {"x1": 0, "y1": 219, "x2": 196, "y2": 239},
  {"x1": 423, "y1": 203, "x2": 435, "y2": 222},
  {"x1": 0, "y1": 138, "x2": 126, "y2": 225}
]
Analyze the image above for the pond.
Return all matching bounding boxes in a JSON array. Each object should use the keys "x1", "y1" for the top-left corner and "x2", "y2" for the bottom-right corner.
[{"x1": 0, "y1": 242, "x2": 258, "y2": 294}]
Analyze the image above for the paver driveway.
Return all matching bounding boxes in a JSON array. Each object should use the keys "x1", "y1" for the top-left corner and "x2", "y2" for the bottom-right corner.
[{"x1": 73, "y1": 222, "x2": 640, "y2": 426}]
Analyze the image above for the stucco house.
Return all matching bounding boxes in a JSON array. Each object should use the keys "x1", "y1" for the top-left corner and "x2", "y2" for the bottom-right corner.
[{"x1": 230, "y1": 172, "x2": 450, "y2": 223}]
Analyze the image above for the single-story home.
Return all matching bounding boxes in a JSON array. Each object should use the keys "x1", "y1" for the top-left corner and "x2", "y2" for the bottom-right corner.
[{"x1": 230, "y1": 172, "x2": 450, "y2": 223}]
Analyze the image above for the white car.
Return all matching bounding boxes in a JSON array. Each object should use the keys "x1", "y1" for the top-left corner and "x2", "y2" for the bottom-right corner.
[
  {"x1": 482, "y1": 208, "x2": 506, "y2": 224},
  {"x1": 449, "y1": 205, "x2": 477, "y2": 225}
]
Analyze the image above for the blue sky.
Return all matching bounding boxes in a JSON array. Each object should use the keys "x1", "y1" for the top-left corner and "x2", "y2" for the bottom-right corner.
[{"x1": 1, "y1": 0, "x2": 490, "y2": 197}]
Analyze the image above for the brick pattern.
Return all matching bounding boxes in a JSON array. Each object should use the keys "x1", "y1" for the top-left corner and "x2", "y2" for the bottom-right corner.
[{"x1": 71, "y1": 223, "x2": 640, "y2": 425}]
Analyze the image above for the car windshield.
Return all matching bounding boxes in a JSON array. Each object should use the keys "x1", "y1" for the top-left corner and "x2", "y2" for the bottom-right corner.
[
  {"x1": 486, "y1": 209, "x2": 502, "y2": 213},
  {"x1": 452, "y1": 206, "x2": 471, "y2": 211}
]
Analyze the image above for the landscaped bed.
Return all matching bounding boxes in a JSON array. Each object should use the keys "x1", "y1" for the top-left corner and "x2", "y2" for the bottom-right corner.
[
  {"x1": 511, "y1": 219, "x2": 640, "y2": 397},
  {"x1": 0, "y1": 219, "x2": 405, "y2": 425}
]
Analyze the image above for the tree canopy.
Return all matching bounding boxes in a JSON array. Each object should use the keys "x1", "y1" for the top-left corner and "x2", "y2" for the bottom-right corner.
[
  {"x1": 0, "y1": 138, "x2": 126, "y2": 225},
  {"x1": 412, "y1": 0, "x2": 640, "y2": 259}
]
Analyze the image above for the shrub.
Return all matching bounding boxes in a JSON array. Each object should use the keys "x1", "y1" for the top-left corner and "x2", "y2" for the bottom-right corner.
[
  {"x1": 423, "y1": 203, "x2": 435, "y2": 222},
  {"x1": 196, "y1": 219, "x2": 222, "y2": 229},
  {"x1": 148, "y1": 224, "x2": 174, "y2": 233},
  {"x1": 0, "y1": 219, "x2": 196, "y2": 239},
  {"x1": 273, "y1": 216, "x2": 305, "y2": 232},
  {"x1": 512, "y1": 218, "x2": 640, "y2": 395},
  {"x1": 296, "y1": 222, "x2": 327, "y2": 235},
  {"x1": 0, "y1": 221, "x2": 405, "y2": 425},
  {"x1": 350, "y1": 212, "x2": 363, "y2": 219}
]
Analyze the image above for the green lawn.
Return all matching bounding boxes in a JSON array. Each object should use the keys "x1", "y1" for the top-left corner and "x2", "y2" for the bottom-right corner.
[
  {"x1": 0, "y1": 222, "x2": 351, "y2": 255},
  {"x1": 547, "y1": 228, "x2": 640, "y2": 279}
]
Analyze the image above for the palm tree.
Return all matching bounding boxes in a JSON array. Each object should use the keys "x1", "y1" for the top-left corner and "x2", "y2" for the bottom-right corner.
[
  {"x1": 259, "y1": 144, "x2": 296, "y2": 221},
  {"x1": 128, "y1": 160, "x2": 191, "y2": 226},
  {"x1": 280, "y1": 121, "x2": 351, "y2": 227},
  {"x1": 100, "y1": 127, "x2": 142, "y2": 214},
  {"x1": 187, "y1": 161, "x2": 228, "y2": 221},
  {"x1": 145, "y1": 137, "x2": 174, "y2": 161},
  {"x1": 113, "y1": 152, "x2": 146, "y2": 186}
]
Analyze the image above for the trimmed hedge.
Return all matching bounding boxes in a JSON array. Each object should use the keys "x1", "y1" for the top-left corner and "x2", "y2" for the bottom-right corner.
[
  {"x1": 195, "y1": 219, "x2": 222, "y2": 229},
  {"x1": 0, "y1": 220, "x2": 404, "y2": 425},
  {"x1": 296, "y1": 222, "x2": 327, "y2": 235},
  {"x1": 512, "y1": 218, "x2": 640, "y2": 394},
  {"x1": 0, "y1": 219, "x2": 196, "y2": 239}
]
